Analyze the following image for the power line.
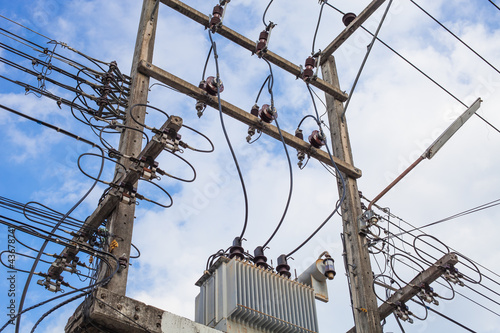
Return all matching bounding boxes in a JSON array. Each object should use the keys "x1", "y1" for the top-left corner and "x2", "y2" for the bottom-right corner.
[
  {"x1": 0, "y1": 14, "x2": 52, "y2": 40},
  {"x1": 409, "y1": 0, "x2": 500, "y2": 75},
  {"x1": 207, "y1": 31, "x2": 249, "y2": 241},
  {"x1": 323, "y1": 2, "x2": 500, "y2": 134},
  {"x1": 388, "y1": 198, "x2": 500, "y2": 239},
  {"x1": 489, "y1": 0, "x2": 500, "y2": 10},
  {"x1": 341, "y1": 0, "x2": 393, "y2": 119}
]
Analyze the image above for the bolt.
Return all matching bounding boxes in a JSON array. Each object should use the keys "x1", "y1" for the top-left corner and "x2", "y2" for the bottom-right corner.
[
  {"x1": 135, "y1": 306, "x2": 140, "y2": 311},
  {"x1": 117, "y1": 304, "x2": 122, "y2": 310},
  {"x1": 134, "y1": 314, "x2": 139, "y2": 320}
]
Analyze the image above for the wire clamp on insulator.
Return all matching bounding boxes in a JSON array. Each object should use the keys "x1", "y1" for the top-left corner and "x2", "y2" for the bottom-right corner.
[
  {"x1": 294, "y1": 128, "x2": 307, "y2": 168},
  {"x1": 254, "y1": 23, "x2": 276, "y2": 57},
  {"x1": 418, "y1": 283, "x2": 440, "y2": 305},
  {"x1": 200, "y1": 76, "x2": 224, "y2": 96},
  {"x1": 208, "y1": 1, "x2": 230, "y2": 33},
  {"x1": 138, "y1": 156, "x2": 159, "y2": 181},
  {"x1": 116, "y1": 255, "x2": 129, "y2": 273},
  {"x1": 258, "y1": 104, "x2": 277, "y2": 123},
  {"x1": 195, "y1": 100, "x2": 207, "y2": 118},
  {"x1": 119, "y1": 182, "x2": 137, "y2": 205},
  {"x1": 358, "y1": 209, "x2": 378, "y2": 234},
  {"x1": 308, "y1": 129, "x2": 326, "y2": 148},
  {"x1": 246, "y1": 104, "x2": 261, "y2": 142},
  {"x1": 395, "y1": 302, "x2": 414, "y2": 324},
  {"x1": 37, "y1": 275, "x2": 64, "y2": 293},
  {"x1": 443, "y1": 265, "x2": 465, "y2": 287}
]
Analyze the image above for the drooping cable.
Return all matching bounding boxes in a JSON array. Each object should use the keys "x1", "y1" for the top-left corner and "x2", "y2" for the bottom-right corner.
[
  {"x1": 286, "y1": 84, "x2": 346, "y2": 258},
  {"x1": 260, "y1": 57, "x2": 294, "y2": 249},
  {"x1": 207, "y1": 31, "x2": 249, "y2": 240},
  {"x1": 0, "y1": 104, "x2": 105, "y2": 333},
  {"x1": 341, "y1": 0, "x2": 393, "y2": 119}
]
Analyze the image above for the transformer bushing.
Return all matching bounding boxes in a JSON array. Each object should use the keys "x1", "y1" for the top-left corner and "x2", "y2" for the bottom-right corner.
[
  {"x1": 277, "y1": 254, "x2": 291, "y2": 278},
  {"x1": 253, "y1": 246, "x2": 269, "y2": 269}
]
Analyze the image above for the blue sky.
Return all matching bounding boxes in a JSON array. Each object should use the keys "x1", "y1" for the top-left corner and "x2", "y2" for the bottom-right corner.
[{"x1": 1, "y1": 0, "x2": 500, "y2": 332}]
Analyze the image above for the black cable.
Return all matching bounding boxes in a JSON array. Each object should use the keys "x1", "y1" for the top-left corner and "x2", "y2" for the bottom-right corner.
[
  {"x1": 341, "y1": 0, "x2": 393, "y2": 119},
  {"x1": 0, "y1": 15, "x2": 51, "y2": 40},
  {"x1": 208, "y1": 31, "x2": 249, "y2": 240},
  {"x1": 0, "y1": 106, "x2": 106, "y2": 333},
  {"x1": 260, "y1": 58, "x2": 294, "y2": 249},
  {"x1": 393, "y1": 312, "x2": 406, "y2": 333},
  {"x1": 488, "y1": 0, "x2": 500, "y2": 10},
  {"x1": 374, "y1": 204, "x2": 500, "y2": 291},
  {"x1": 389, "y1": 198, "x2": 500, "y2": 239},
  {"x1": 255, "y1": 75, "x2": 271, "y2": 104},
  {"x1": 423, "y1": 306, "x2": 477, "y2": 332},
  {"x1": 341, "y1": 233, "x2": 357, "y2": 326},
  {"x1": 311, "y1": 1, "x2": 326, "y2": 55},
  {"x1": 286, "y1": 84, "x2": 346, "y2": 258},
  {"x1": 262, "y1": 0, "x2": 275, "y2": 29},
  {"x1": 202, "y1": 45, "x2": 213, "y2": 81},
  {"x1": 137, "y1": 178, "x2": 174, "y2": 208},
  {"x1": 159, "y1": 150, "x2": 197, "y2": 183},
  {"x1": 0, "y1": 249, "x2": 118, "y2": 332},
  {"x1": 323, "y1": 2, "x2": 500, "y2": 134},
  {"x1": 180, "y1": 124, "x2": 215, "y2": 153},
  {"x1": 30, "y1": 292, "x2": 90, "y2": 333},
  {"x1": 409, "y1": 0, "x2": 500, "y2": 75}
]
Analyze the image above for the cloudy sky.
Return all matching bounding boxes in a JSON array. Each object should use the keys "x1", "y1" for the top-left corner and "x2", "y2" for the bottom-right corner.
[{"x1": 0, "y1": 0, "x2": 499, "y2": 332}]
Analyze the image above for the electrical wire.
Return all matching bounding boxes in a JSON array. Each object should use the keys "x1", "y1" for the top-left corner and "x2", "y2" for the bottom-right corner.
[
  {"x1": 0, "y1": 104, "x2": 106, "y2": 333},
  {"x1": 387, "y1": 198, "x2": 500, "y2": 240},
  {"x1": 418, "y1": 305, "x2": 477, "y2": 333},
  {"x1": 311, "y1": 0, "x2": 326, "y2": 55},
  {"x1": 340, "y1": 0, "x2": 393, "y2": 119},
  {"x1": 286, "y1": 84, "x2": 346, "y2": 258},
  {"x1": 323, "y1": 2, "x2": 500, "y2": 134},
  {"x1": 409, "y1": 0, "x2": 500, "y2": 75},
  {"x1": 262, "y1": 0, "x2": 275, "y2": 29},
  {"x1": 0, "y1": 14, "x2": 52, "y2": 40},
  {"x1": 260, "y1": 57, "x2": 294, "y2": 249},
  {"x1": 488, "y1": 0, "x2": 500, "y2": 10},
  {"x1": 207, "y1": 30, "x2": 249, "y2": 240}
]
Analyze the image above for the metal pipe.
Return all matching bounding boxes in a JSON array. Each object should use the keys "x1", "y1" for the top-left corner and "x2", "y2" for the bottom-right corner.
[{"x1": 367, "y1": 155, "x2": 425, "y2": 210}]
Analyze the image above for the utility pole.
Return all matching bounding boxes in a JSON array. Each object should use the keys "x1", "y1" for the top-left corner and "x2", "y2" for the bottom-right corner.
[
  {"x1": 101, "y1": 0, "x2": 158, "y2": 294},
  {"x1": 65, "y1": 1, "x2": 397, "y2": 332},
  {"x1": 321, "y1": 56, "x2": 383, "y2": 333}
]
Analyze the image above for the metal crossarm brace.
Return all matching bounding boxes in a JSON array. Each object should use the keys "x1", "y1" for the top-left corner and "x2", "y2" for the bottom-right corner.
[
  {"x1": 159, "y1": 0, "x2": 348, "y2": 102},
  {"x1": 138, "y1": 60, "x2": 362, "y2": 179},
  {"x1": 346, "y1": 253, "x2": 459, "y2": 333},
  {"x1": 319, "y1": 0, "x2": 387, "y2": 65}
]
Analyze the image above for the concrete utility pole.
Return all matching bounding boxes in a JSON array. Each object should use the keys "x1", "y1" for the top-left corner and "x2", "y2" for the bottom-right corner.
[
  {"x1": 101, "y1": 0, "x2": 158, "y2": 294},
  {"x1": 321, "y1": 56, "x2": 383, "y2": 333},
  {"x1": 65, "y1": 1, "x2": 402, "y2": 332}
]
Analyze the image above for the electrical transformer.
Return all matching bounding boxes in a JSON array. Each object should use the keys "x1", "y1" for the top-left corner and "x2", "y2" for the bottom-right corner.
[{"x1": 195, "y1": 257, "x2": 321, "y2": 333}]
